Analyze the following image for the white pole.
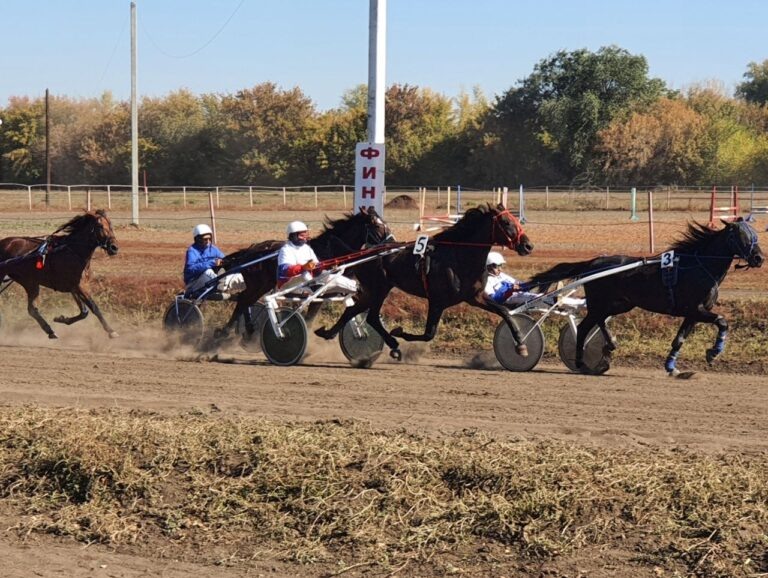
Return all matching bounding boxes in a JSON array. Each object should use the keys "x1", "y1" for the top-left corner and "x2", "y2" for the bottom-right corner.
[
  {"x1": 182, "y1": 186, "x2": 186, "y2": 208},
  {"x1": 249, "y1": 185, "x2": 253, "y2": 208},
  {"x1": 367, "y1": 0, "x2": 386, "y2": 145},
  {"x1": 107, "y1": 184, "x2": 111, "y2": 209},
  {"x1": 130, "y1": 2, "x2": 139, "y2": 225}
]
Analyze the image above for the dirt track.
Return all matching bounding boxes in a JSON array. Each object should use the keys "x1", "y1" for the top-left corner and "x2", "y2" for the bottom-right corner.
[{"x1": 4, "y1": 326, "x2": 767, "y2": 455}]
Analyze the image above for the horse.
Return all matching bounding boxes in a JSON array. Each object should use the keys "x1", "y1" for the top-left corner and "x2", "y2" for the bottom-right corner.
[
  {"x1": 527, "y1": 219, "x2": 764, "y2": 376},
  {"x1": 314, "y1": 203, "x2": 535, "y2": 360},
  {"x1": 216, "y1": 207, "x2": 394, "y2": 339},
  {"x1": 0, "y1": 209, "x2": 120, "y2": 339}
]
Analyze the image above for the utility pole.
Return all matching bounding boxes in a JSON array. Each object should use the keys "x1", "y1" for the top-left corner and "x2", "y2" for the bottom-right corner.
[
  {"x1": 45, "y1": 88, "x2": 51, "y2": 207},
  {"x1": 130, "y1": 1, "x2": 139, "y2": 225}
]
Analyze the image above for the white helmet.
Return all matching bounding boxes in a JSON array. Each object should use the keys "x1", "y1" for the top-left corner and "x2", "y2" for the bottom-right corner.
[
  {"x1": 286, "y1": 221, "x2": 308, "y2": 235},
  {"x1": 192, "y1": 223, "x2": 213, "y2": 238},
  {"x1": 486, "y1": 251, "x2": 506, "y2": 267}
]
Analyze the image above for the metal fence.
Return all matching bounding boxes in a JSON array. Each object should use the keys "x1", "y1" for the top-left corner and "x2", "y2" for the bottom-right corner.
[{"x1": 1, "y1": 183, "x2": 766, "y2": 217}]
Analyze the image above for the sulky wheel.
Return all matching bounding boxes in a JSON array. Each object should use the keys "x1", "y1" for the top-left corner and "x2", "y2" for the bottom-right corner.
[
  {"x1": 339, "y1": 313, "x2": 384, "y2": 368},
  {"x1": 493, "y1": 313, "x2": 545, "y2": 372},
  {"x1": 237, "y1": 303, "x2": 268, "y2": 353},
  {"x1": 260, "y1": 307, "x2": 308, "y2": 366},
  {"x1": 162, "y1": 299, "x2": 204, "y2": 345},
  {"x1": 557, "y1": 321, "x2": 610, "y2": 374}
]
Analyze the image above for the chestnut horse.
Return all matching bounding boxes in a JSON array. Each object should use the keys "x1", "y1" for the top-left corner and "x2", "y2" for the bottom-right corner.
[{"x1": 0, "y1": 209, "x2": 119, "y2": 339}]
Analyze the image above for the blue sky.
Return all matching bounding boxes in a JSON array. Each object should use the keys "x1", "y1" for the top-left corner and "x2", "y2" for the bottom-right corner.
[{"x1": 2, "y1": 0, "x2": 766, "y2": 111}]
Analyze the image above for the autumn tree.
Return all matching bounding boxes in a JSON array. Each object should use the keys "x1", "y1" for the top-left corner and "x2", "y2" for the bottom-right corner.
[
  {"x1": 736, "y1": 60, "x2": 768, "y2": 105},
  {"x1": 596, "y1": 98, "x2": 708, "y2": 184},
  {"x1": 216, "y1": 83, "x2": 317, "y2": 185},
  {"x1": 487, "y1": 46, "x2": 667, "y2": 185}
]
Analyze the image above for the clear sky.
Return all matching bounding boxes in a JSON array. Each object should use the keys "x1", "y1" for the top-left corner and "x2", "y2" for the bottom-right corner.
[{"x1": 2, "y1": 0, "x2": 766, "y2": 111}]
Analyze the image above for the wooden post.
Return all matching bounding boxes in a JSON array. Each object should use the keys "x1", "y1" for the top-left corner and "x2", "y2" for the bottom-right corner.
[
  {"x1": 143, "y1": 170, "x2": 148, "y2": 208},
  {"x1": 107, "y1": 185, "x2": 112, "y2": 209},
  {"x1": 215, "y1": 186, "x2": 220, "y2": 208},
  {"x1": 545, "y1": 185, "x2": 549, "y2": 209},
  {"x1": 208, "y1": 191, "x2": 217, "y2": 244},
  {"x1": 314, "y1": 185, "x2": 318, "y2": 208},
  {"x1": 87, "y1": 188, "x2": 92, "y2": 211},
  {"x1": 28, "y1": 186, "x2": 32, "y2": 211},
  {"x1": 282, "y1": 186, "x2": 286, "y2": 206},
  {"x1": 648, "y1": 189, "x2": 655, "y2": 254},
  {"x1": 67, "y1": 185, "x2": 72, "y2": 211},
  {"x1": 249, "y1": 185, "x2": 253, "y2": 208},
  {"x1": 342, "y1": 184, "x2": 347, "y2": 209}
]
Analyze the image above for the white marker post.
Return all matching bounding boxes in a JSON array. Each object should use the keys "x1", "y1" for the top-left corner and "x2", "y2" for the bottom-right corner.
[{"x1": 355, "y1": 0, "x2": 386, "y2": 215}]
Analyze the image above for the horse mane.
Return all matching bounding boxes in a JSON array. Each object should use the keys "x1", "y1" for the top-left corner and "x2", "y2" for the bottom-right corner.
[
  {"x1": 432, "y1": 204, "x2": 491, "y2": 241},
  {"x1": 51, "y1": 210, "x2": 105, "y2": 238},
  {"x1": 222, "y1": 240, "x2": 283, "y2": 269},
  {"x1": 320, "y1": 211, "x2": 363, "y2": 236},
  {"x1": 669, "y1": 221, "x2": 720, "y2": 253}
]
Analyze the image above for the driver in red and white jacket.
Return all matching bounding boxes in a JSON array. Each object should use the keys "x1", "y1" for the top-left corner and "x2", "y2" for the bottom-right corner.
[{"x1": 277, "y1": 221, "x2": 357, "y2": 295}]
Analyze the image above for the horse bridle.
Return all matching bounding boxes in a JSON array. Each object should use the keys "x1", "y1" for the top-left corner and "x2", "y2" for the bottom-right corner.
[
  {"x1": 365, "y1": 216, "x2": 395, "y2": 246},
  {"x1": 727, "y1": 221, "x2": 759, "y2": 267},
  {"x1": 492, "y1": 209, "x2": 524, "y2": 248}
]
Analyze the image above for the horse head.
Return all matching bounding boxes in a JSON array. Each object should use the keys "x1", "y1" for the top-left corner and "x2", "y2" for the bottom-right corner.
[
  {"x1": 725, "y1": 218, "x2": 763, "y2": 268},
  {"x1": 491, "y1": 204, "x2": 533, "y2": 256},
  {"x1": 320, "y1": 207, "x2": 393, "y2": 251},
  {"x1": 92, "y1": 209, "x2": 119, "y2": 256},
  {"x1": 358, "y1": 206, "x2": 395, "y2": 245}
]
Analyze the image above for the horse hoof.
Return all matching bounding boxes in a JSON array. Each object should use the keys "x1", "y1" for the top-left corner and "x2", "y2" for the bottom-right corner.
[
  {"x1": 48, "y1": 333, "x2": 58, "y2": 340},
  {"x1": 53, "y1": 316, "x2": 65, "y2": 323},
  {"x1": 213, "y1": 328, "x2": 229, "y2": 340},
  {"x1": 390, "y1": 327, "x2": 403, "y2": 338},
  {"x1": 667, "y1": 368, "x2": 680, "y2": 378},
  {"x1": 705, "y1": 348, "x2": 717, "y2": 365},
  {"x1": 516, "y1": 344, "x2": 528, "y2": 357},
  {"x1": 390, "y1": 348, "x2": 402, "y2": 361},
  {"x1": 314, "y1": 327, "x2": 331, "y2": 340},
  {"x1": 108, "y1": 331, "x2": 119, "y2": 339}
]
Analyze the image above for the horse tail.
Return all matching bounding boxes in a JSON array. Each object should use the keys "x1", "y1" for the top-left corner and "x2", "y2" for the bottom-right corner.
[{"x1": 526, "y1": 260, "x2": 596, "y2": 293}]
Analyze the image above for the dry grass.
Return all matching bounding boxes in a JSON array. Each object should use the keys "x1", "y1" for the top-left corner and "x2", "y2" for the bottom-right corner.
[{"x1": 0, "y1": 407, "x2": 765, "y2": 576}]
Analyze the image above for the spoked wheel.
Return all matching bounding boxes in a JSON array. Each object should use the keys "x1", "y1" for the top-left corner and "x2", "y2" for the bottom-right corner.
[
  {"x1": 493, "y1": 313, "x2": 545, "y2": 372},
  {"x1": 162, "y1": 299, "x2": 204, "y2": 345},
  {"x1": 558, "y1": 321, "x2": 610, "y2": 375},
  {"x1": 261, "y1": 307, "x2": 308, "y2": 366},
  {"x1": 237, "y1": 303, "x2": 268, "y2": 352},
  {"x1": 339, "y1": 313, "x2": 384, "y2": 368}
]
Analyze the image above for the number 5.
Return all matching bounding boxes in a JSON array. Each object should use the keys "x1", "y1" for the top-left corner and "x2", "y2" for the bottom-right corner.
[{"x1": 413, "y1": 235, "x2": 429, "y2": 255}]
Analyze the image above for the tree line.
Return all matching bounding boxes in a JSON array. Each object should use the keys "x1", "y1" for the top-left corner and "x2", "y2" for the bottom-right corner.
[{"x1": 2, "y1": 45, "x2": 768, "y2": 189}]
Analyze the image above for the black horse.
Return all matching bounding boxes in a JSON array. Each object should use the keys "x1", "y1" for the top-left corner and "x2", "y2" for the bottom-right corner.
[
  {"x1": 0, "y1": 209, "x2": 120, "y2": 339},
  {"x1": 527, "y1": 219, "x2": 764, "y2": 375},
  {"x1": 217, "y1": 207, "x2": 393, "y2": 339},
  {"x1": 314, "y1": 203, "x2": 535, "y2": 360}
]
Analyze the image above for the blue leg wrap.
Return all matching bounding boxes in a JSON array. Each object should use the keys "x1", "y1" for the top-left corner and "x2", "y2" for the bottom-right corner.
[
  {"x1": 712, "y1": 330, "x2": 728, "y2": 355},
  {"x1": 665, "y1": 351, "x2": 679, "y2": 373}
]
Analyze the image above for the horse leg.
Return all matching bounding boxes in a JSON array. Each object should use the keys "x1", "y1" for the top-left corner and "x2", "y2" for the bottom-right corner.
[
  {"x1": 24, "y1": 285, "x2": 57, "y2": 339},
  {"x1": 705, "y1": 313, "x2": 728, "y2": 365},
  {"x1": 365, "y1": 300, "x2": 402, "y2": 360},
  {"x1": 391, "y1": 301, "x2": 443, "y2": 343},
  {"x1": 54, "y1": 292, "x2": 89, "y2": 325},
  {"x1": 665, "y1": 317, "x2": 696, "y2": 376},
  {"x1": 304, "y1": 302, "x2": 323, "y2": 328},
  {"x1": 469, "y1": 298, "x2": 528, "y2": 355},
  {"x1": 574, "y1": 313, "x2": 601, "y2": 373},
  {"x1": 73, "y1": 286, "x2": 118, "y2": 338}
]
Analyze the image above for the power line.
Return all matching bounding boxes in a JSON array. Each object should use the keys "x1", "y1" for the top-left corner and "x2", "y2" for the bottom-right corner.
[{"x1": 139, "y1": 0, "x2": 245, "y2": 59}]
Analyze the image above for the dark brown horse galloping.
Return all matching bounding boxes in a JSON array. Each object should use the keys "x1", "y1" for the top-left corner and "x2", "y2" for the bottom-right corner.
[
  {"x1": 314, "y1": 204, "x2": 534, "y2": 360},
  {"x1": 0, "y1": 209, "x2": 120, "y2": 339}
]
